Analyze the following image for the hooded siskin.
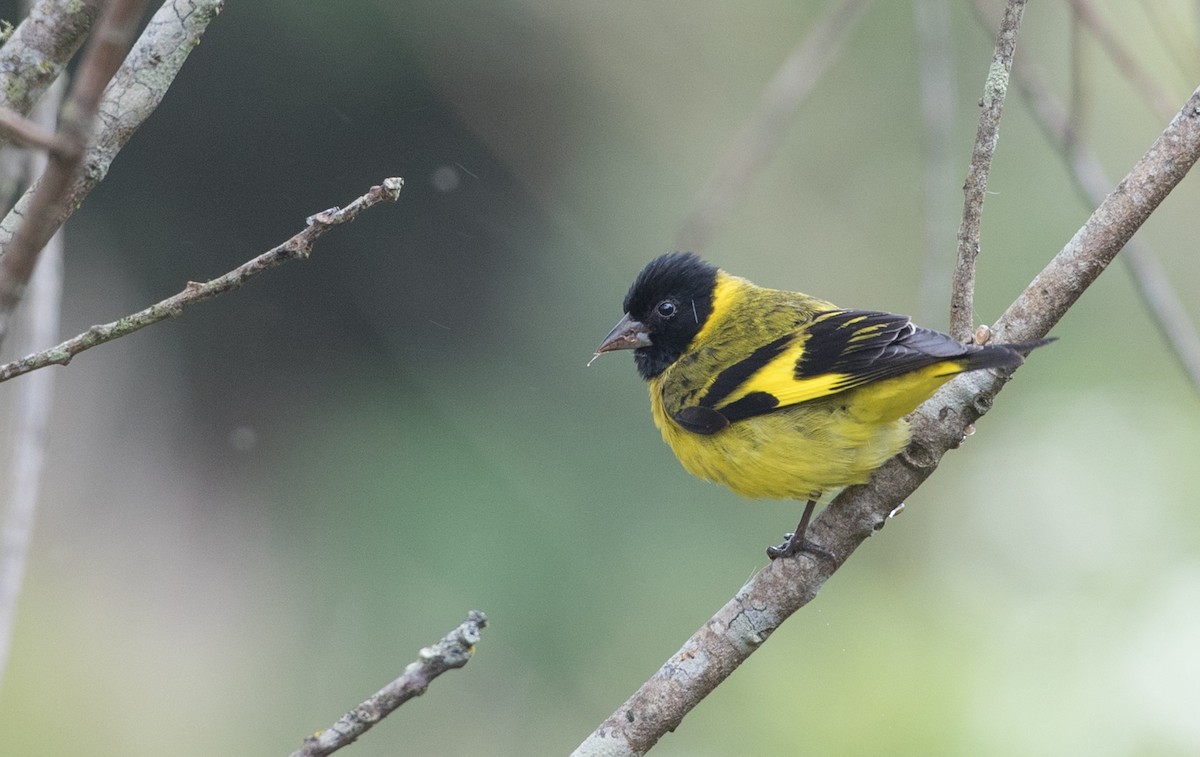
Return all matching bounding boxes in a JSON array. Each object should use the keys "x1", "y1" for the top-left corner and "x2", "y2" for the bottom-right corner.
[{"x1": 597, "y1": 252, "x2": 1050, "y2": 505}]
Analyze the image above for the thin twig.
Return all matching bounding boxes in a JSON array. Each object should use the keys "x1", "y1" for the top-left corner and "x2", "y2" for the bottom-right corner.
[
  {"x1": 572, "y1": 81, "x2": 1200, "y2": 757},
  {"x1": 1067, "y1": 0, "x2": 1177, "y2": 121},
  {"x1": 0, "y1": 71, "x2": 64, "y2": 692},
  {"x1": 1140, "y1": 0, "x2": 1198, "y2": 89},
  {"x1": 950, "y1": 0, "x2": 1027, "y2": 341},
  {"x1": 1013, "y1": 63, "x2": 1200, "y2": 392},
  {"x1": 994, "y1": 85, "x2": 1200, "y2": 342},
  {"x1": 1120, "y1": 244, "x2": 1200, "y2": 392},
  {"x1": 289, "y1": 610, "x2": 488, "y2": 757},
  {"x1": 1066, "y1": 1, "x2": 1088, "y2": 152},
  {"x1": 0, "y1": 0, "x2": 149, "y2": 350},
  {"x1": 0, "y1": 178, "x2": 404, "y2": 384},
  {"x1": 674, "y1": 0, "x2": 873, "y2": 252}
]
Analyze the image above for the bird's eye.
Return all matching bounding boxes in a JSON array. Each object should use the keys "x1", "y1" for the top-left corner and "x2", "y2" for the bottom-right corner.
[{"x1": 656, "y1": 300, "x2": 677, "y2": 319}]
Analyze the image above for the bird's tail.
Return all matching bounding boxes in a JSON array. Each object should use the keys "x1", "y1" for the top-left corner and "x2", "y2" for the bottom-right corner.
[{"x1": 961, "y1": 337, "x2": 1056, "y2": 371}]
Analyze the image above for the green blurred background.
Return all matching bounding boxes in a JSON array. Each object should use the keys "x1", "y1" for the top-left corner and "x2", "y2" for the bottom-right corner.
[{"x1": 1, "y1": 1, "x2": 1199, "y2": 754}]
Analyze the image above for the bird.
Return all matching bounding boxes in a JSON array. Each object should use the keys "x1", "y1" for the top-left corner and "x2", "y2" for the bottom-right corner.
[{"x1": 593, "y1": 252, "x2": 1051, "y2": 560}]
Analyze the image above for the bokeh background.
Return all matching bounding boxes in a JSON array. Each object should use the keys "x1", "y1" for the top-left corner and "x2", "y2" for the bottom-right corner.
[{"x1": 1, "y1": 1, "x2": 1199, "y2": 754}]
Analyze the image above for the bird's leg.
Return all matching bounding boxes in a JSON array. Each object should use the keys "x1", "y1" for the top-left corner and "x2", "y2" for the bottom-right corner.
[{"x1": 766, "y1": 499, "x2": 837, "y2": 562}]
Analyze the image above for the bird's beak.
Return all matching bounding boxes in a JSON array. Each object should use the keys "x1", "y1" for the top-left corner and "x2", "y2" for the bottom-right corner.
[{"x1": 594, "y1": 313, "x2": 652, "y2": 355}]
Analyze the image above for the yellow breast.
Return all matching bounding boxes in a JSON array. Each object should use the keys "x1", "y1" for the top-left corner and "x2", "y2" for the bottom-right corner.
[{"x1": 647, "y1": 373, "x2": 944, "y2": 501}]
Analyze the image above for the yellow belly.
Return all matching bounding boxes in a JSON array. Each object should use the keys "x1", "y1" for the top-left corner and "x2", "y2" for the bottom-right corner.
[{"x1": 648, "y1": 368, "x2": 955, "y2": 500}]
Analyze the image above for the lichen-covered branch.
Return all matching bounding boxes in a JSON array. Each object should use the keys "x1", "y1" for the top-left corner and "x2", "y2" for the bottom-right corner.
[
  {"x1": 572, "y1": 81, "x2": 1200, "y2": 757},
  {"x1": 0, "y1": 0, "x2": 101, "y2": 121},
  {"x1": 0, "y1": 0, "x2": 149, "y2": 348},
  {"x1": 0, "y1": 178, "x2": 404, "y2": 384},
  {"x1": 0, "y1": 0, "x2": 225, "y2": 349},
  {"x1": 289, "y1": 611, "x2": 488, "y2": 757}
]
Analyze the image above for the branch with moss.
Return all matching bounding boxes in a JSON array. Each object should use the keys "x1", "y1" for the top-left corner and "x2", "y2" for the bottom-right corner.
[
  {"x1": 570, "y1": 64, "x2": 1200, "y2": 757},
  {"x1": 289, "y1": 611, "x2": 488, "y2": 757},
  {"x1": 0, "y1": 177, "x2": 404, "y2": 383}
]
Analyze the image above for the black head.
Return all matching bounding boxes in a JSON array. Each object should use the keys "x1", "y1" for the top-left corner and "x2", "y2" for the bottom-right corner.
[{"x1": 596, "y1": 252, "x2": 719, "y2": 380}]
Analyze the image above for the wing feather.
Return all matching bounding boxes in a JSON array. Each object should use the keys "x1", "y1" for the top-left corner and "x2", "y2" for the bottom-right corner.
[{"x1": 676, "y1": 309, "x2": 1005, "y2": 429}]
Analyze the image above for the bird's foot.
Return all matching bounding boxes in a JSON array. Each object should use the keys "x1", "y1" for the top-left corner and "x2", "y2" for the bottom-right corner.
[
  {"x1": 766, "y1": 532, "x2": 837, "y2": 562},
  {"x1": 765, "y1": 499, "x2": 837, "y2": 562}
]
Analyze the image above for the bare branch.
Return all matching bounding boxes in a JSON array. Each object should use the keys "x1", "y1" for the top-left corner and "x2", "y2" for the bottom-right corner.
[
  {"x1": 1013, "y1": 62, "x2": 1200, "y2": 393},
  {"x1": 950, "y1": 0, "x2": 1027, "y2": 341},
  {"x1": 0, "y1": 0, "x2": 149, "y2": 349},
  {"x1": 1066, "y1": 2, "x2": 1089, "y2": 151},
  {"x1": 1140, "y1": 0, "x2": 1198, "y2": 87},
  {"x1": 1118, "y1": 242, "x2": 1200, "y2": 392},
  {"x1": 1067, "y1": 0, "x2": 1177, "y2": 121},
  {"x1": 574, "y1": 81, "x2": 1200, "y2": 757},
  {"x1": 674, "y1": 0, "x2": 873, "y2": 252},
  {"x1": 994, "y1": 85, "x2": 1200, "y2": 343},
  {"x1": 0, "y1": 178, "x2": 404, "y2": 384},
  {"x1": 289, "y1": 610, "x2": 488, "y2": 757},
  {"x1": 0, "y1": 0, "x2": 224, "y2": 680},
  {"x1": 0, "y1": 72, "x2": 64, "y2": 692}
]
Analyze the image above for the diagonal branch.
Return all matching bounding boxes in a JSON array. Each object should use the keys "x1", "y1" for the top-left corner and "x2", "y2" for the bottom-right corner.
[
  {"x1": 992, "y1": 85, "x2": 1200, "y2": 343},
  {"x1": 674, "y1": 0, "x2": 873, "y2": 252},
  {"x1": 289, "y1": 611, "x2": 488, "y2": 757},
  {"x1": 0, "y1": 178, "x2": 405, "y2": 384},
  {"x1": 0, "y1": 70, "x2": 64, "y2": 693},
  {"x1": 1067, "y1": 0, "x2": 1177, "y2": 121},
  {"x1": 950, "y1": 0, "x2": 1027, "y2": 341},
  {"x1": 571, "y1": 80, "x2": 1200, "y2": 757},
  {"x1": 914, "y1": 0, "x2": 957, "y2": 326},
  {"x1": 0, "y1": 0, "x2": 225, "y2": 351},
  {"x1": 1013, "y1": 61, "x2": 1200, "y2": 392},
  {"x1": 0, "y1": 0, "x2": 149, "y2": 349}
]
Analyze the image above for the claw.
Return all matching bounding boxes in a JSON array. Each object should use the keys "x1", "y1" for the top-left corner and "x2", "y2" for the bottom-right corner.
[{"x1": 765, "y1": 499, "x2": 837, "y2": 562}]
